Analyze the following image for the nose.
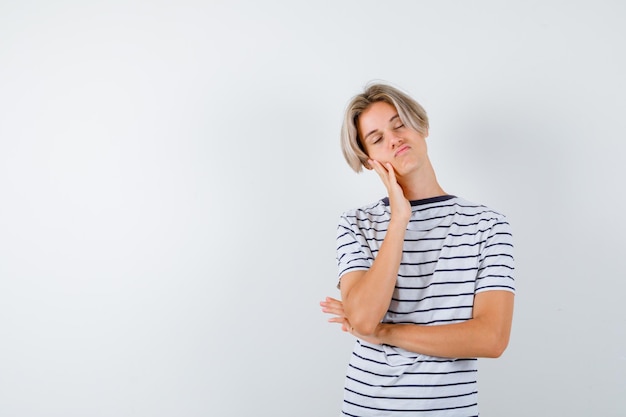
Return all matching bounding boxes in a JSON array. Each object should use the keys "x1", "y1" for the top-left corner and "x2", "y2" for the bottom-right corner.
[{"x1": 388, "y1": 131, "x2": 402, "y2": 148}]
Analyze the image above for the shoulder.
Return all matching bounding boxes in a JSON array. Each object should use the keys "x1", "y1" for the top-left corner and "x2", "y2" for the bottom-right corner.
[
  {"x1": 340, "y1": 199, "x2": 388, "y2": 220},
  {"x1": 452, "y1": 196, "x2": 509, "y2": 221},
  {"x1": 337, "y1": 199, "x2": 389, "y2": 235}
]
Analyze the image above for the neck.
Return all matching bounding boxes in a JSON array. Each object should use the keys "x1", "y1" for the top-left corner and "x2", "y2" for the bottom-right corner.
[{"x1": 396, "y1": 160, "x2": 446, "y2": 201}]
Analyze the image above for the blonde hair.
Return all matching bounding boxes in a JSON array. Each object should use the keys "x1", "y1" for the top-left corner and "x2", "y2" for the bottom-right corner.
[{"x1": 340, "y1": 82, "x2": 429, "y2": 172}]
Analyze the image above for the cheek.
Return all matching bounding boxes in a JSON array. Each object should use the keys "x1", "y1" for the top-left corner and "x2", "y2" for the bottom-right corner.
[
  {"x1": 365, "y1": 147, "x2": 386, "y2": 161},
  {"x1": 371, "y1": 152, "x2": 393, "y2": 165}
]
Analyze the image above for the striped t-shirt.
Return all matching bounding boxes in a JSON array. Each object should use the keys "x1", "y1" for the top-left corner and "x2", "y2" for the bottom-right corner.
[{"x1": 336, "y1": 195, "x2": 515, "y2": 416}]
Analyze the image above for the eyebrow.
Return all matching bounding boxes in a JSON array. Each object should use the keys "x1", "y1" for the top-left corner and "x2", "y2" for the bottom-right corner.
[{"x1": 363, "y1": 114, "x2": 400, "y2": 142}]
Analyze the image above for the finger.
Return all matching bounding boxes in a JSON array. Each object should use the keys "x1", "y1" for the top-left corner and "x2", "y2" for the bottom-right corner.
[
  {"x1": 319, "y1": 300, "x2": 334, "y2": 310},
  {"x1": 320, "y1": 298, "x2": 344, "y2": 311},
  {"x1": 324, "y1": 298, "x2": 344, "y2": 308},
  {"x1": 384, "y1": 162, "x2": 397, "y2": 182},
  {"x1": 368, "y1": 159, "x2": 391, "y2": 187},
  {"x1": 322, "y1": 297, "x2": 344, "y2": 308},
  {"x1": 369, "y1": 159, "x2": 388, "y2": 177},
  {"x1": 322, "y1": 305, "x2": 345, "y2": 316},
  {"x1": 321, "y1": 297, "x2": 342, "y2": 305}
]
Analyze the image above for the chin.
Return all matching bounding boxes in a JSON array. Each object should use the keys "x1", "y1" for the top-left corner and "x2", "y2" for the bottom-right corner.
[{"x1": 395, "y1": 162, "x2": 419, "y2": 177}]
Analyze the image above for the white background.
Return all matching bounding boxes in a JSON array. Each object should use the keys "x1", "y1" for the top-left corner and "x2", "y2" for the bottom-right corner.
[{"x1": 1, "y1": 1, "x2": 625, "y2": 416}]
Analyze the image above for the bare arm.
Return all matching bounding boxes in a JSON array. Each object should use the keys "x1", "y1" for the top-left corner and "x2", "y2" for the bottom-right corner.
[
  {"x1": 338, "y1": 220, "x2": 405, "y2": 336},
  {"x1": 332, "y1": 160, "x2": 411, "y2": 336},
  {"x1": 324, "y1": 290, "x2": 514, "y2": 358},
  {"x1": 375, "y1": 291, "x2": 514, "y2": 358}
]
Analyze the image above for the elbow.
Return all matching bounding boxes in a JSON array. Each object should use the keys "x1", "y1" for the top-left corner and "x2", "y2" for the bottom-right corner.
[
  {"x1": 485, "y1": 341, "x2": 507, "y2": 358},
  {"x1": 483, "y1": 331, "x2": 510, "y2": 358},
  {"x1": 350, "y1": 316, "x2": 380, "y2": 338},
  {"x1": 343, "y1": 301, "x2": 382, "y2": 337}
]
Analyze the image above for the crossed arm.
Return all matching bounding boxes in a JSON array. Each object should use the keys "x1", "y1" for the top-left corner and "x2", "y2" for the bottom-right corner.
[
  {"x1": 322, "y1": 238, "x2": 514, "y2": 359},
  {"x1": 321, "y1": 290, "x2": 514, "y2": 358},
  {"x1": 321, "y1": 159, "x2": 514, "y2": 359}
]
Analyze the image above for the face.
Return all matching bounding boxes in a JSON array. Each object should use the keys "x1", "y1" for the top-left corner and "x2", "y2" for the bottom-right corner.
[{"x1": 357, "y1": 101, "x2": 428, "y2": 176}]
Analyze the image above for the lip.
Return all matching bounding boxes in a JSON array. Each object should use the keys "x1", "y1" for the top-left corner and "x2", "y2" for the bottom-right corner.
[{"x1": 394, "y1": 145, "x2": 410, "y2": 157}]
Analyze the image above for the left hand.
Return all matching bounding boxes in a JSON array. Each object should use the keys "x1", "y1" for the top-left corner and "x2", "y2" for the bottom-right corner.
[
  {"x1": 320, "y1": 297, "x2": 351, "y2": 332},
  {"x1": 320, "y1": 297, "x2": 382, "y2": 344}
]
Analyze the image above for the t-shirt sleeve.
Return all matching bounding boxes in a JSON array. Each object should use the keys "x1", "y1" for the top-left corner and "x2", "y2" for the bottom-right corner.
[
  {"x1": 336, "y1": 214, "x2": 372, "y2": 288},
  {"x1": 475, "y1": 215, "x2": 516, "y2": 294}
]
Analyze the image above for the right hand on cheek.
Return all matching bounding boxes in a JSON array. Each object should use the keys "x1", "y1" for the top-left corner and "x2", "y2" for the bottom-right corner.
[{"x1": 368, "y1": 159, "x2": 411, "y2": 224}]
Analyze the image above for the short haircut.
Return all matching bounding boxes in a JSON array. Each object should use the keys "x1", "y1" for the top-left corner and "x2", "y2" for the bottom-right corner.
[{"x1": 340, "y1": 82, "x2": 429, "y2": 172}]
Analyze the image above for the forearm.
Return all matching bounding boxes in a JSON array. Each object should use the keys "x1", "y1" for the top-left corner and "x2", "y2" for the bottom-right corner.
[
  {"x1": 342, "y1": 220, "x2": 406, "y2": 335},
  {"x1": 376, "y1": 320, "x2": 504, "y2": 358},
  {"x1": 374, "y1": 292, "x2": 514, "y2": 358}
]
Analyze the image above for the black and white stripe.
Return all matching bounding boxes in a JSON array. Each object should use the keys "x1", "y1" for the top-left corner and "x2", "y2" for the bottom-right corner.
[{"x1": 336, "y1": 196, "x2": 515, "y2": 416}]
